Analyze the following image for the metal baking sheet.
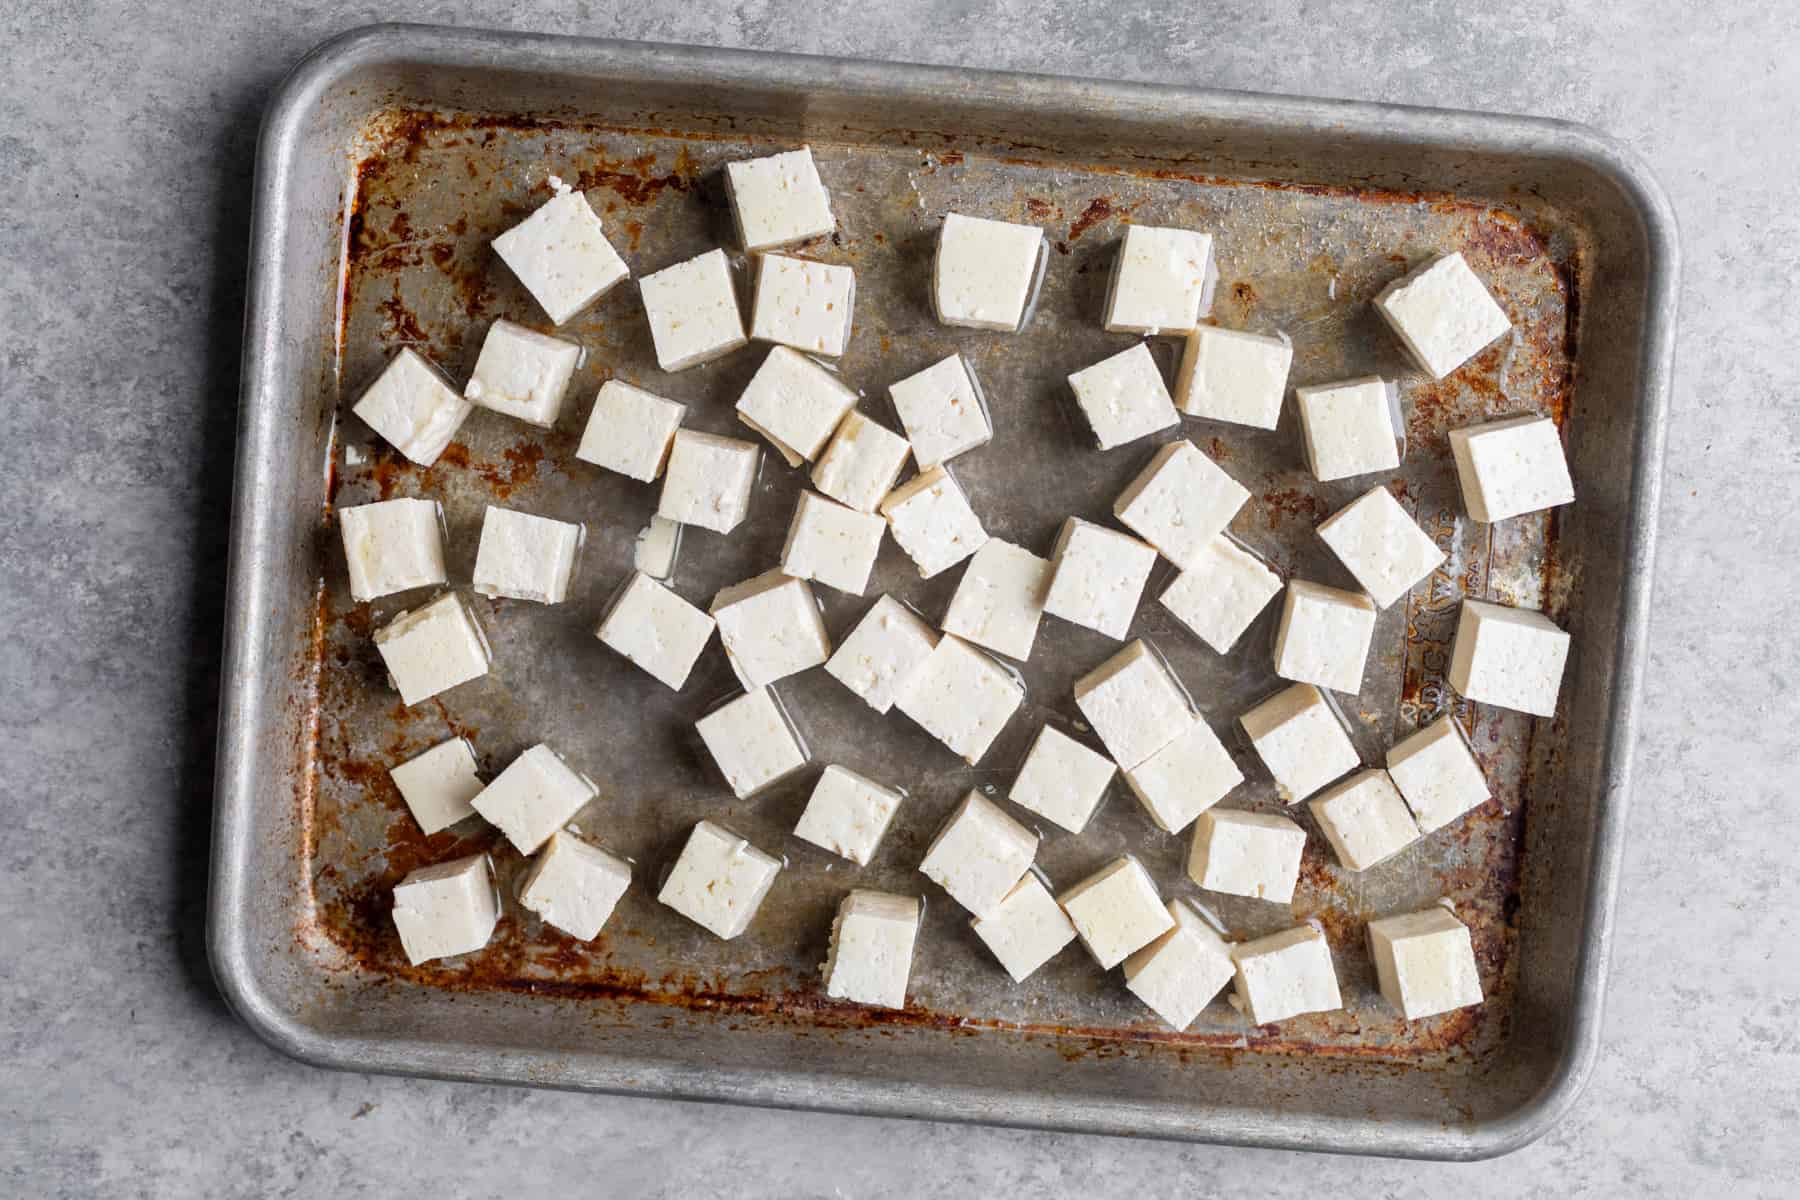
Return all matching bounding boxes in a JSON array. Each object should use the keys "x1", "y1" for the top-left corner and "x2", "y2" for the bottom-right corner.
[{"x1": 210, "y1": 24, "x2": 1676, "y2": 1159}]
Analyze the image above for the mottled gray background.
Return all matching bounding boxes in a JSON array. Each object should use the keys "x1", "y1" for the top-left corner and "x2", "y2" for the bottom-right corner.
[{"x1": 1, "y1": 0, "x2": 1791, "y2": 1195}]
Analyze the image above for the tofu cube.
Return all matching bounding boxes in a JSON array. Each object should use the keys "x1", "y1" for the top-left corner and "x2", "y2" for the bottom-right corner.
[
  {"x1": 880, "y1": 466, "x2": 989, "y2": 578},
  {"x1": 638, "y1": 248, "x2": 747, "y2": 372},
  {"x1": 658, "y1": 820, "x2": 783, "y2": 940},
  {"x1": 1187, "y1": 809, "x2": 1307, "y2": 903},
  {"x1": 1367, "y1": 906, "x2": 1485, "y2": 1020},
  {"x1": 633, "y1": 515, "x2": 682, "y2": 579},
  {"x1": 464, "y1": 319, "x2": 581, "y2": 427},
  {"x1": 889, "y1": 353, "x2": 992, "y2": 469},
  {"x1": 1316, "y1": 486, "x2": 1447, "y2": 609},
  {"x1": 492, "y1": 186, "x2": 629, "y2": 325},
  {"x1": 811, "y1": 411, "x2": 912, "y2": 513},
  {"x1": 1113, "y1": 440, "x2": 1250, "y2": 569},
  {"x1": 352, "y1": 348, "x2": 472, "y2": 467},
  {"x1": 1124, "y1": 718, "x2": 1243, "y2": 834},
  {"x1": 1158, "y1": 535, "x2": 1283, "y2": 654},
  {"x1": 658, "y1": 430, "x2": 760, "y2": 534},
  {"x1": 1066, "y1": 342, "x2": 1180, "y2": 450},
  {"x1": 893, "y1": 635, "x2": 1025, "y2": 764},
  {"x1": 388, "y1": 737, "x2": 484, "y2": 835},
  {"x1": 750, "y1": 253, "x2": 855, "y2": 357},
  {"x1": 918, "y1": 791, "x2": 1039, "y2": 918},
  {"x1": 1448, "y1": 414, "x2": 1575, "y2": 523},
  {"x1": 693, "y1": 687, "x2": 809, "y2": 799},
  {"x1": 594, "y1": 571, "x2": 716, "y2": 691},
  {"x1": 1010, "y1": 724, "x2": 1117, "y2": 834},
  {"x1": 1273, "y1": 579, "x2": 1378, "y2": 695},
  {"x1": 824, "y1": 594, "x2": 939, "y2": 714},
  {"x1": 1386, "y1": 715, "x2": 1490, "y2": 833},
  {"x1": 339, "y1": 497, "x2": 446, "y2": 602},
  {"x1": 1173, "y1": 324, "x2": 1292, "y2": 430},
  {"x1": 1104, "y1": 224, "x2": 1217, "y2": 336},
  {"x1": 1309, "y1": 769, "x2": 1421, "y2": 871},
  {"x1": 470, "y1": 743, "x2": 598, "y2": 855},
  {"x1": 736, "y1": 345, "x2": 858, "y2": 466},
  {"x1": 725, "y1": 146, "x2": 834, "y2": 252},
  {"x1": 793, "y1": 765, "x2": 904, "y2": 865},
  {"x1": 780, "y1": 490, "x2": 885, "y2": 595},
  {"x1": 940, "y1": 538, "x2": 1052, "y2": 661},
  {"x1": 391, "y1": 854, "x2": 499, "y2": 965},
  {"x1": 1295, "y1": 376, "x2": 1401, "y2": 482},
  {"x1": 933, "y1": 212, "x2": 1045, "y2": 332},
  {"x1": 1058, "y1": 856, "x2": 1175, "y2": 970},
  {"x1": 373, "y1": 591, "x2": 491, "y2": 707},
  {"x1": 1230, "y1": 925, "x2": 1343, "y2": 1024},
  {"x1": 1448, "y1": 599, "x2": 1571, "y2": 717},
  {"x1": 1239, "y1": 683, "x2": 1360, "y2": 802},
  {"x1": 1374, "y1": 252, "x2": 1511, "y2": 380},
  {"x1": 517, "y1": 831, "x2": 632, "y2": 941},
  {"x1": 1123, "y1": 900, "x2": 1237, "y2": 1030},
  {"x1": 1073, "y1": 640, "x2": 1195, "y2": 771},
  {"x1": 471, "y1": 506, "x2": 582, "y2": 604},
  {"x1": 710, "y1": 570, "x2": 832, "y2": 689},
  {"x1": 823, "y1": 890, "x2": 920, "y2": 1009},
  {"x1": 576, "y1": 380, "x2": 686, "y2": 482},
  {"x1": 970, "y1": 872, "x2": 1078, "y2": 981},
  {"x1": 1043, "y1": 517, "x2": 1158, "y2": 641}
]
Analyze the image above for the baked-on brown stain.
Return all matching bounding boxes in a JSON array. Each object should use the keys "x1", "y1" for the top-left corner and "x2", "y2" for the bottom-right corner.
[{"x1": 1068, "y1": 196, "x2": 1115, "y2": 241}]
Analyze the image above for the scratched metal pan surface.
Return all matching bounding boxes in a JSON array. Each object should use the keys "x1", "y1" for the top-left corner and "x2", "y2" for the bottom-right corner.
[{"x1": 209, "y1": 24, "x2": 1676, "y2": 1158}]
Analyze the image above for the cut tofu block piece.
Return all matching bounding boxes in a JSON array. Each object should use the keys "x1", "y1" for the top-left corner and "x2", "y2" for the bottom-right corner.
[
  {"x1": 710, "y1": 570, "x2": 831, "y2": 689},
  {"x1": 594, "y1": 571, "x2": 716, "y2": 691},
  {"x1": 825, "y1": 595, "x2": 939, "y2": 714},
  {"x1": 352, "y1": 348, "x2": 472, "y2": 466},
  {"x1": 1123, "y1": 900, "x2": 1237, "y2": 1030},
  {"x1": 1448, "y1": 414, "x2": 1575, "y2": 523},
  {"x1": 1273, "y1": 579, "x2": 1378, "y2": 695},
  {"x1": 780, "y1": 490, "x2": 885, "y2": 596},
  {"x1": 880, "y1": 466, "x2": 988, "y2": 578},
  {"x1": 889, "y1": 353, "x2": 992, "y2": 469},
  {"x1": 1188, "y1": 808, "x2": 1307, "y2": 903},
  {"x1": 933, "y1": 212, "x2": 1045, "y2": 332},
  {"x1": 1073, "y1": 640, "x2": 1195, "y2": 771},
  {"x1": 391, "y1": 854, "x2": 498, "y2": 965},
  {"x1": 389, "y1": 737, "x2": 484, "y2": 836},
  {"x1": 736, "y1": 345, "x2": 858, "y2": 466},
  {"x1": 1374, "y1": 252, "x2": 1511, "y2": 380},
  {"x1": 750, "y1": 253, "x2": 855, "y2": 357},
  {"x1": 1010, "y1": 724, "x2": 1116, "y2": 834},
  {"x1": 639, "y1": 248, "x2": 747, "y2": 371},
  {"x1": 1239, "y1": 683, "x2": 1359, "y2": 802},
  {"x1": 1113, "y1": 439, "x2": 1250, "y2": 569},
  {"x1": 472, "y1": 506, "x2": 582, "y2": 604},
  {"x1": 970, "y1": 873, "x2": 1077, "y2": 981},
  {"x1": 1310, "y1": 769, "x2": 1421, "y2": 871},
  {"x1": 918, "y1": 791, "x2": 1039, "y2": 918},
  {"x1": 1042, "y1": 517, "x2": 1158, "y2": 641},
  {"x1": 464, "y1": 319, "x2": 581, "y2": 427},
  {"x1": 470, "y1": 743, "x2": 598, "y2": 854},
  {"x1": 1448, "y1": 599, "x2": 1571, "y2": 717},
  {"x1": 658, "y1": 430, "x2": 760, "y2": 534},
  {"x1": 517, "y1": 831, "x2": 632, "y2": 941},
  {"x1": 794, "y1": 765, "x2": 904, "y2": 865},
  {"x1": 941, "y1": 538, "x2": 1052, "y2": 661},
  {"x1": 1067, "y1": 342, "x2": 1180, "y2": 450},
  {"x1": 1124, "y1": 718, "x2": 1243, "y2": 834},
  {"x1": 1386, "y1": 716, "x2": 1490, "y2": 833},
  {"x1": 1230, "y1": 925, "x2": 1343, "y2": 1024},
  {"x1": 1295, "y1": 376, "x2": 1401, "y2": 482},
  {"x1": 823, "y1": 890, "x2": 920, "y2": 1009},
  {"x1": 373, "y1": 592, "x2": 491, "y2": 707},
  {"x1": 633, "y1": 515, "x2": 681, "y2": 579},
  {"x1": 1058, "y1": 856, "x2": 1175, "y2": 970},
  {"x1": 1174, "y1": 324, "x2": 1292, "y2": 430},
  {"x1": 492, "y1": 185, "x2": 629, "y2": 325},
  {"x1": 1158, "y1": 536, "x2": 1283, "y2": 654},
  {"x1": 1316, "y1": 486, "x2": 1446, "y2": 609},
  {"x1": 1104, "y1": 224, "x2": 1217, "y2": 335},
  {"x1": 725, "y1": 146, "x2": 834, "y2": 252},
  {"x1": 1367, "y1": 906, "x2": 1485, "y2": 1020},
  {"x1": 694, "y1": 688, "x2": 808, "y2": 799},
  {"x1": 893, "y1": 635, "x2": 1025, "y2": 764},
  {"x1": 576, "y1": 380, "x2": 686, "y2": 483},
  {"x1": 339, "y1": 497, "x2": 446, "y2": 602},
  {"x1": 658, "y1": 820, "x2": 782, "y2": 940},
  {"x1": 812, "y1": 411, "x2": 912, "y2": 513}
]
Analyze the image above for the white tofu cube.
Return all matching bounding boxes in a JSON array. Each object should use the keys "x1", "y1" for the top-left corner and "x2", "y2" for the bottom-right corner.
[
  {"x1": 1173, "y1": 324, "x2": 1292, "y2": 430},
  {"x1": 388, "y1": 737, "x2": 483, "y2": 836},
  {"x1": 492, "y1": 186, "x2": 629, "y2": 326},
  {"x1": 1448, "y1": 599, "x2": 1570, "y2": 717},
  {"x1": 1448, "y1": 414, "x2": 1575, "y2": 523},
  {"x1": 969, "y1": 872, "x2": 1077, "y2": 981},
  {"x1": 1367, "y1": 906, "x2": 1485, "y2": 1020},
  {"x1": 464, "y1": 319, "x2": 581, "y2": 427},
  {"x1": 1273, "y1": 579, "x2": 1378, "y2": 694},
  {"x1": 1113, "y1": 439, "x2": 1250, "y2": 569},
  {"x1": 391, "y1": 854, "x2": 498, "y2": 965},
  {"x1": 1316, "y1": 486, "x2": 1446, "y2": 609},
  {"x1": 750, "y1": 253, "x2": 855, "y2": 357},
  {"x1": 639, "y1": 248, "x2": 747, "y2": 371},
  {"x1": 918, "y1": 790, "x2": 1039, "y2": 918},
  {"x1": 889, "y1": 353, "x2": 992, "y2": 469},
  {"x1": 1123, "y1": 900, "x2": 1237, "y2": 1030},
  {"x1": 893, "y1": 635, "x2": 1025, "y2": 764},
  {"x1": 339, "y1": 497, "x2": 446, "y2": 602},
  {"x1": 1230, "y1": 925, "x2": 1343, "y2": 1024},
  {"x1": 1239, "y1": 683, "x2": 1360, "y2": 802},
  {"x1": 725, "y1": 146, "x2": 834, "y2": 252},
  {"x1": 594, "y1": 571, "x2": 716, "y2": 691},
  {"x1": 824, "y1": 595, "x2": 939, "y2": 714},
  {"x1": 471, "y1": 506, "x2": 582, "y2": 604},
  {"x1": 1124, "y1": 718, "x2": 1243, "y2": 834},
  {"x1": 1157, "y1": 535, "x2": 1283, "y2": 654},
  {"x1": 1072, "y1": 639, "x2": 1194, "y2": 771},
  {"x1": 710, "y1": 570, "x2": 831, "y2": 688},
  {"x1": 576, "y1": 380, "x2": 686, "y2": 482},
  {"x1": 633, "y1": 515, "x2": 682, "y2": 580},
  {"x1": 823, "y1": 890, "x2": 920, "y2": 1009},
  {"x1": 470, "y1": 743, "x2": 597, "y2": 855},
  {"x1": 1058, "y1": 856, "x2": 1175, "y2": 970},
  {"x1": 794, "y1": 765, "x2": 904, "y2": 865},
  {"x1": 658, "y1": 430, "x2": 760, "y2": 534},
  {"x1": 940, "y1": 538, "x2": 1052, "y2": 661},
  {"x1": 1042, "y1": 517, "x2": 1157, "y2": 641},
  {"x1": 736, "y1": 345, "x2": 858, "y2": 466},
  {"x1": 693, "y1": 687, "x2": 809, "y2": 799},
  {"x1": 352, "y1": 348, "x2": 472, "y2": 467},
  {"x1": 933, "y1": 212, "x2": 1045, "y2": 332},
  {"x1": 1104, "y1": 224, "x2": 1216, "y2": 336},
  {"x1": 1067, "y1": 342, "x2": 1180, "y2": 450},
  {"x1": 1375, "y1": 252, "x2": 1511, "y2": 380},
  {"x1": 1309, "y1": 769, "x2": 1421, "y2": 871},
  {"x1": 780, "y1": 490, "x2": 885, "y2": 595},
  {"x1": 1386, "y1": 716, "x2": 1490, "y2": 833},
  {"x1": 517, "y1": 831, "x2": 632, "y2": 941},
  {"x1": 1009, "y1": 724, "x2": 1116, "y2": 834},
  {"x1": 1295, "y1": 376, "x2": 1401, "y2": 482},
  {"x1": 658, "y1": 820, "x2": 782, "y2": 940},
  {"x1": 373, "y1": 591, "x2": 491, "y2": 707},
  {"x1": 812, "y1": 411, "x2": 912, "y2": 513},
  {"x1": 880, "y1": 466, "x2": 989, "y2": 578},
  {"x1": 1187, "y1": 809, "x2": 1307, "y2": 903}
]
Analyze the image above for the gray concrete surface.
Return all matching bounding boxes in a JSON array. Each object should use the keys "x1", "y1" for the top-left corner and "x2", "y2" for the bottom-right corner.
[{"x1": 1, "y1": 0, "x2": 1792, "y2": 1194}]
